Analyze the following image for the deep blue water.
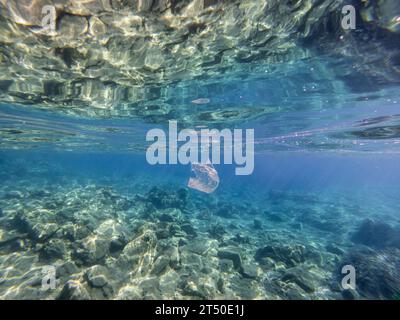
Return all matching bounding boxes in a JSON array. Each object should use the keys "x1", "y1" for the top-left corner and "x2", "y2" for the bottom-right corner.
[{"x1": 3, "y1": 150, "x2": 400, "y2": 191}]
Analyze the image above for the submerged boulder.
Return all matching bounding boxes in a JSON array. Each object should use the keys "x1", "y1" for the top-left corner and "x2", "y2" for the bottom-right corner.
[
  {"x1": 208, "y1": 223, "x2": 226, "y2": 240},
  {"x1": 180, "y1": 222, "x2": 197, "y2": 238},
  {"x1": 297, "y1": 211, "x2": 343, "y2": 233},
  {"x1": 28, "y1": 222, "x2": 59, "y2": 242},
  {"x1": 116, "y1": 285, "x2": 142, "y2": 300},
  {"x1": 39, "y1": 239, "x2": 67, "y2": 260},
  {"x1": 240, "y1": 263, "x2": 259, "y2": 279},
  {"x1": 85, "y1": 265, "x2": 109, "y2": 288},
  {"x1": 56, "y1": 261, "x2": 79, "y2": 279},
  {"x1": 13, "y1": 209, "x2": 60, "y2": 242},
  {"x1": 150, "y1": 256, "x2": 170, "y2": 276},
  {"x1": 351, "y1": 219, "x2": 400, "y2": 249},
  {"x1": 58, "y1": 280, "x2": 91, "y2": 300},
  {"x1": 281, "y1": 266, "x2": 316, "y2": 293},
  {"x1": 158, "y1": 208, "x2": 183, "y2": 223},
  {"x1": 72, "y1": 237, "x2": 110, "y2": 266},
  {"x1": 255, "y1": 244, "x2": 307, "y2": 267},
  {"x1": 217, "y1": 247, "x2": 243, "y2": 271}
]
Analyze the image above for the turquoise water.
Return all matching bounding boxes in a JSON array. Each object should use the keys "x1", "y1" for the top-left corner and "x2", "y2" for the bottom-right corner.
[{"x1": 1, "y1": 0, "x2": 400, "y2": 300}]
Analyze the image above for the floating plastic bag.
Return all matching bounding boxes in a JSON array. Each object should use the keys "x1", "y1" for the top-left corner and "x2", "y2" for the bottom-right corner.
[{"x1": 188, "y1": 162, "x2": 219, "y2": 193}]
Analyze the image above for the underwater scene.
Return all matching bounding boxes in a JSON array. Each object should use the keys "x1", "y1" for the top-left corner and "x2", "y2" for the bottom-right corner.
[{"x1": 0, "y1": 0, "x2": 400, "y2": 300}]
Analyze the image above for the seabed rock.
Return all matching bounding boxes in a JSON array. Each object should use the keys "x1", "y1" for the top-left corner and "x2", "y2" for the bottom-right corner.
[
  {"x1": 240, "y1": 263, "x2": 259, "y2": 279},
  {"x1": 217, "y1": 247, "x2": 243, "y2": 271},
  {"x1": 351, "y1": 218, "x2": 400, "y2": 249},
  {"x1": 139, "y1": 277, "x2": 162, "y2": 300},
  {"x1": 39, "y1": 239, "x2": 67, "y2": 260},
  {"x1": 62, "y1": 223, "x2": 91, "y2": 241},
  {"x1": 281, "y1": 266, "x2": 316, "y2": 293},
  {"x1": 85, "y1": 265, "x2": 109, "y2": 288},
  {"x1": 159, "y1": 269, "x2": 180, "y2": 298},
  {"x1": 183, "y1": 240, "x2": 210, "y2": 256},
  {"x1": 72, "y1": 236, "x2": 110, "y2": 266},
  {"x1": 56, "y1": 261, "x2": 79, "y2": 278},
  {"x1": 228, "y1": 275, "x2": 260, "y2": 299},
  {"x1": 255, "y1": 244, "x2": 306, "y2": 268},
  {"x1": 58, "y1": 280, "x2": 91, "y2": 300},
  {"x1": 208, "y1": 223, "x2": 226, "y2": 240},
  {"x1": 159, "y1": 212, "x2": 175, "y2": 223},
  {"x1": 15, "y1": 209, "x2": 60, "y2": 242},
  {"x1": 180, "y1": 279, "x2": 211, "y2": 300},
  {"x1": 151, "y1": 256, "x2": 170, "y2": 276},
  {"x1": 297, "y1": 211, "x2": 343, "y2": 233},
  {"x1": 180, "y1": 222, "x2": 197, "y2": 238},
  {"x1": 219, "y1": 259, "x2": 234, "y2": 273},
  {"x1": 109, "y1": 236, "x2": 127, "y2": 254},
  {"x1": 116, "y1": 285, "x2": 142, "y2": 300},
  {"x1": 30, "y1": 222, "x2": 60, "y2": 242}
]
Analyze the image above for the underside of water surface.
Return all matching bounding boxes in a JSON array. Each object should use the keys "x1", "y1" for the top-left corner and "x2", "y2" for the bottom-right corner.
[{"x1": 0, "y1": 0, "x2": 400, "y2": 300}]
